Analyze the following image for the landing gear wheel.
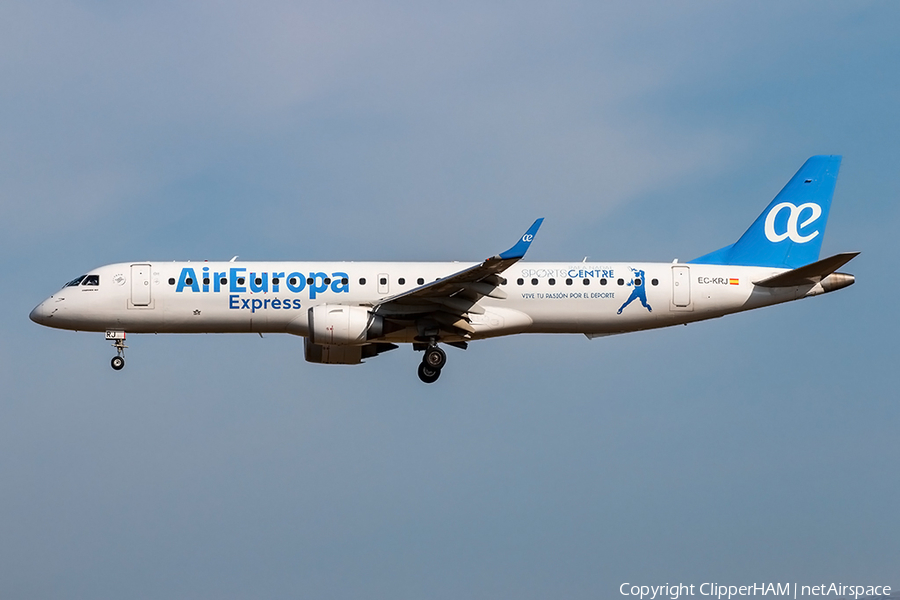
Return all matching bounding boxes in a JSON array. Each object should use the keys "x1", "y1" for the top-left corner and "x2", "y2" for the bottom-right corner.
[
  {"x1": 108, "y1": 333, "x2": 127, "y2": 371},
  {"x1": 423, "y1": 346, "x2": 447, "y2": 370},
  {"x1": 417, "y1": 362, "x2": 441, "y2": 384}
]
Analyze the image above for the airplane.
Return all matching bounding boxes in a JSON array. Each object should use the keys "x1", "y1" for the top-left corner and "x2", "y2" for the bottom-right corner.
[{"x1": 30, "y1": 155, "x2": 857, "y2": 383}]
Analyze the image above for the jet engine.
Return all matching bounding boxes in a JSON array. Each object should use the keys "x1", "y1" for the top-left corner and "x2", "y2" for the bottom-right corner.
[{"x1": 308, "y1": 304, "x2": 384, "y2": 346}]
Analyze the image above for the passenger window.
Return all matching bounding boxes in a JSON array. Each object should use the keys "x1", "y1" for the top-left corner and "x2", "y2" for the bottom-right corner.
[
  {"x1": 417, "y1": 278, "x2": 424, "y2": 285},
  {"x1": 289, "y1": 277, "x2": 297, "y2": 285},
  {"x1": 635, "y1": 278, "x2": 642, "y2": 286},
  {"x1": 65, "y1": 275, "x2": 86, "y2": 287},
  {"x1": 255, "y1": 278, "x2": 262, "y2": 285},
  {"x1": 185, "y1": 278, "x2": 193, "y2": 285},
  {"x1": 651, "y1": 279, "x2": 659, "y2": 286},
  {"x1": 272, "y1": 277, "x2": 280, "y2": 285},
  {"x1": 238, "y1": 278, "x2": 245, "y2": 285},
  {"x1": 583, "y1": 278, "x2": 590, "y2": 286},
  {"x1": 359, "y1": 278, "x2": 366, "y2": 285},
  {"x1": 341, "y1": 278, "x2": 348, "y2": 285},
  {"x1": 600, "y1": 278, "x2": 607, "y2": 285},
  {"x1": 168, "y1": 278, "x2": 176, "y2": 285},
  {"x1": 617, "y1": 278, "x2": 624, "y2": 285},
  {"x1": 398, "y1": 278, "x2": 406, "y2": 285},
  {"x1": 203, "y1": 278, "x2": 211, "y2": 285},
  {"x1": 82, "y1": 275, "x2": 100, "y2": 286},
  {"x1": 531, "y1": 278, "x2": 538, "y2": 285},
  {"x1": 306, "y1": 278, "x2": 314, "y2": 285},
  {"x1": 565, "y1": 278, "x2": 572, "y2": 285},
  {"x1": 517, "y1": 278, "x2": 524, "y2": 285},
  {"x1": 220, "y1": 278, "x2": 227, "y2": 285},
  {"x1": 548, "y1": 278, "x2": 555, "y2": 286},
  {"x1": 380, "y1": 277, "x2": 387, "y2": 285},
  {"x1": 324, "y1": 278, "x2": 331, "y2": 285}
]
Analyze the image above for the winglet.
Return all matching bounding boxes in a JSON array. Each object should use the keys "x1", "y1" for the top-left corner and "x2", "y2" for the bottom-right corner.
[{"x1": 498, "y1": 218, "x2": 544, "y2": 260}]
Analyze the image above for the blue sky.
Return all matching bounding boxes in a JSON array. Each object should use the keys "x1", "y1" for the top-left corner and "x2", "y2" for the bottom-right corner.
[{"x1": 1, "y1": 2, "x2": 898, "y2": 599}]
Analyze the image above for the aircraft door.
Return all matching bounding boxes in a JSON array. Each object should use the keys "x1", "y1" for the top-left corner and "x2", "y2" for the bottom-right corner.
[
  {"x1": 377, "y1": 273, "x2": 389, "y2": 295},
  {"x1": 131, "y1": 264, "x2": 152, "y2": 306},
  {"x1": 672, "y1": 265, "x2": 691, "y2": 307}
]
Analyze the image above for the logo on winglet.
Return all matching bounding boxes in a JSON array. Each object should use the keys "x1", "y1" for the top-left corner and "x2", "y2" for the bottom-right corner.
[{"x1": 764, "y1": 202, "x2": 822, "y2": 243}]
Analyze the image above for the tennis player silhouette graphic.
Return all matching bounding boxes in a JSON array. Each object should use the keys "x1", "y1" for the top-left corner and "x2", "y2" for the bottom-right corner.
[{"x1": 617, "y1": 267, "x2": 652, "y2": 314}]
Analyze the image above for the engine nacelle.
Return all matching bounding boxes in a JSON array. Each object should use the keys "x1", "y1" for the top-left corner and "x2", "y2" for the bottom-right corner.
[
  {"x1": 304, "y1": 339, "x2": 364, "y2": 364},
  {"x1": 308, "y1": 304, "x2": 383, "y2": 346},
  {"x1": 304, "y1": 339, "x2": 399, "y2": 365}
]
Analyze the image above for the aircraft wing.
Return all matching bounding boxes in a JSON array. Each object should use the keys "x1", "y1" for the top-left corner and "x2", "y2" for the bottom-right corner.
[{"x1": 371, "y1": 219, "x2": 543, "y2": 334}]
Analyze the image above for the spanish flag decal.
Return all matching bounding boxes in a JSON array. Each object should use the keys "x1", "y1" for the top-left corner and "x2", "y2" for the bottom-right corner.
[{"x1": 729, "y1": 278, "x2": 740, "y2": 285}]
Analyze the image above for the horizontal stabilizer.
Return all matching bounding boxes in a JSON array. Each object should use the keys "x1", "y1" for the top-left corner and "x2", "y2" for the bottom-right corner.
[{"x1": 753, "y1": 252, "x2": 859, "y2": 287}]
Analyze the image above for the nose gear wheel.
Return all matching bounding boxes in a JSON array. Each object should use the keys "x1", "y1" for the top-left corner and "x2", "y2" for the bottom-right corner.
[{"x1": 110, "y1": 337, "x2": 127, "y2": 371}]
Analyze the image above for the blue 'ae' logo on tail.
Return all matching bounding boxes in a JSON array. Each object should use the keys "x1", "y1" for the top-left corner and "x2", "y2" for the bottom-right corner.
[
  {"x1": 763, "y1": 202, "x2": 823, "y2": 243},
  {"x1": 689, "y1": 155, "x2": 841, "y2": 270}
]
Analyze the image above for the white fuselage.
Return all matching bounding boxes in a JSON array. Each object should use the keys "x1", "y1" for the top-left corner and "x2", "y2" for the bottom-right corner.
[{"x1": 30, "y1": 260, "x2": 834, "y2": 342}]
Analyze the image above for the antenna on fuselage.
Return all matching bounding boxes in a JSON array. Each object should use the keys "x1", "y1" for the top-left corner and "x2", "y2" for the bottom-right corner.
[{"x1": 230, "y1": 256, "x2": 238, "y2": 262}]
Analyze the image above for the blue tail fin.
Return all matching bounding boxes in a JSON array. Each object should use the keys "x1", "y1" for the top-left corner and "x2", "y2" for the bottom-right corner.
[{"x1": 689, "y1": 155, "x2": 842, "y2": 269}]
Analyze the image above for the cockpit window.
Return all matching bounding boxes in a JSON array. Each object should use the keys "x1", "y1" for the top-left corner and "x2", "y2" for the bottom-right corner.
[
  {"x1": 65, "y1": 275, "x2": 86, "y2": 287},
  {"x1": 82, "y1": 275, "x2": 100, "y2": 286}
]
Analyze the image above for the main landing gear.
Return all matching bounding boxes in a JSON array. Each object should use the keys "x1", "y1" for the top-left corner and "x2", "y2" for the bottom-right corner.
[
  {"x1": 417, "y1": 343, "x2": 447, "y2": 384},
  {"x1": 107, "y1": 330, "x2": 127, "y2": 371}
]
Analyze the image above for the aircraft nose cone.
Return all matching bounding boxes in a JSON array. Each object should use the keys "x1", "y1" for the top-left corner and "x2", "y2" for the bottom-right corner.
[{"x1": 29, "y1": 302, "x2": 45, "y2": 324}]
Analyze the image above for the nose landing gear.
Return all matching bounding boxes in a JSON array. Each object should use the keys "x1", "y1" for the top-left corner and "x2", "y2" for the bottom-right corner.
[
  {"x1": 417, "y1": 343, "x2": 447, "y2": 384},
  {"x1": 106, "y1": 330, "x2": 127, "y2": 371}
]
